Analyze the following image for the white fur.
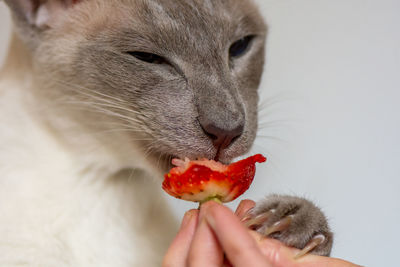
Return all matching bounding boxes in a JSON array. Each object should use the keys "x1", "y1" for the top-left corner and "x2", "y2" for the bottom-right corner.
[{"x1": 0, "y1": 65, "x2": 177, "y2": 266}]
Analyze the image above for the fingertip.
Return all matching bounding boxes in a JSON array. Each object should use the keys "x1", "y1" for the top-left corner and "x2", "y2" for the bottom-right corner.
[
  {"x1": 241, "y1": 199, "x2": 257, "y2": 207},
  {"x1": 200, "y1": 200, "x2": 234, "y2": 223},
  {"x1": 235, "y1": 199, "x2": 256, "y2": 219},
  {"x1": 181, "y1": 209, "x2": 199, "y2": 228},
  {"x1": 201, "y1": 199, "x2": 222, "y2": 209},
  {"x1": 186, "y1": 208, "x2": 200, "y2": 216},
  {"x1": 198, "y1": 200, "x2": 222, "y2": 221},
  {"x1": 199, "y1": 202, "x2": 268, "y2": 266},
  {"x1": 163, "y1": 209, "x2": 199, "y2": 267}
]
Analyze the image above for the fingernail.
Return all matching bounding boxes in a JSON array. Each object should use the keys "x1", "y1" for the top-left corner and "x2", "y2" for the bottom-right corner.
[{"x1": 181, "y1": 210, "x2": 195, "y2": 228}]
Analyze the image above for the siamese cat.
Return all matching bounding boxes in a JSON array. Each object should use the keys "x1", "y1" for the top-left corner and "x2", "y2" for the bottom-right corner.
[{"x1": 0, "y1": 0, "x2": 332, "y2": 266}]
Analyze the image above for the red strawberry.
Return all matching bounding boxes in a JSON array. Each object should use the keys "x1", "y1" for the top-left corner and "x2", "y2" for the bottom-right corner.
[{"x1": 162, "y1": 154, "x2": 266, "y2": 203}]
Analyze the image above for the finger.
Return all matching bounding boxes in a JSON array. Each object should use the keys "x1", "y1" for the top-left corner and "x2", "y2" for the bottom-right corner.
[
  {"x1": 187, "y1": 213, "x2": 223, "y2": 267},
  {"x1": 296, "y1": 253, "x2": 363, "y2": 267},
  {"x1": 202, "y1": 201, "x2": 271, "y2": 267},
  {"x1": 294, "y1": 234, "x2": 326, "y2": 260},
  {"x1": 235, "y1": 199, "x2": 256, "y2": 220},
  {"x1": 163, "y1": 210, "x2": 199, "y2": 267},
  {"x1": 250, "y1": 233, "x2": 362, "y2": 267},
  {"x1": 251, "y1": 234, "x2": 298, "y2": 267}
]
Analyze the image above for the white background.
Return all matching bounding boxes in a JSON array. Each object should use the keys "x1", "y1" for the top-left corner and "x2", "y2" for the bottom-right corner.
[{"x1": 1, "y1": 1, "x2": 399, "y2": 266}]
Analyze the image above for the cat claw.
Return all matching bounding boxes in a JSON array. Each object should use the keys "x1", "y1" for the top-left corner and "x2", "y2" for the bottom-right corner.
[
  {"x1": 294, "y1": 234, "x2": 326, "y2": 259},
  {"x1": 249, "y1": 196, "x2": 333, "y2": 257},
  {"x1": 243, "y1": 209, "x2": 276, "y2": 228},
  {"x1": 264, "y1": 215, "x2": 294, "y2": 236}
]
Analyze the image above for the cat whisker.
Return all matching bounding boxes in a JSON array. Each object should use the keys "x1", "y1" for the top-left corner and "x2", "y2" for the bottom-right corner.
[
  {"x1": 66, "y1": 102, "x2": 144, "y2": 125},
  {"x1": 127, "y1": 168, "x2": 138, "y2": 184},
  {"x1": 258, "y1": 118, "x2": 298, "y2": 126},
  {"x1": 258, "y1": 92, "x2": 301, "y2": 112},
  {"x1": 54, "y1": 79, "x2": 129, "y2": 105},
  {"x1": 256, "y1": 135, "x2": 289, "y2": 144},
  {"x1": 65, "y1": 100, "x2": 143, "y2": 118}
]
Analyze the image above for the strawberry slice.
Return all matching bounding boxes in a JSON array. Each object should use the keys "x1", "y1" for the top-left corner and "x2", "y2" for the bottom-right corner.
[{"x1": 162, "y1": 154, "x2": 266, "y2": 203}]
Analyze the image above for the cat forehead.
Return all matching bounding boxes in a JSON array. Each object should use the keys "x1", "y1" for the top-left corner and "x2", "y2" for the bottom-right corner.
[
  {"x1": 42, "y1": 0, "x2": 266, "y2": 69},
  {"x1": 79, "y1": 0, "x2": 265, "y2": 38},
  {"x1": 112, "y1": 0, "x2": 263, "y2": 52},
  {"x1": 138, "y1": 0, "x2": 255, "y2": 20}
]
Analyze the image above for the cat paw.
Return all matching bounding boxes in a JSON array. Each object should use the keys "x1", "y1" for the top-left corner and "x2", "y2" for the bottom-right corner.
[{"x1": 243, "y1": 195, "x2": 333, "y2": 257}]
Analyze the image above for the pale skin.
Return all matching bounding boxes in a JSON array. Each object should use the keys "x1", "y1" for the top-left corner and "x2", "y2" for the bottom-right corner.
[{"x1": 163, "y1": 200, "x2": 361, "y2": 267}]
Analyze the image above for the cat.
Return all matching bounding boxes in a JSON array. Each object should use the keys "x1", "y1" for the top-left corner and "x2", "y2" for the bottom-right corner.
[{"x1": 0, "y1": 0, "x2": 332, "y2": 266}]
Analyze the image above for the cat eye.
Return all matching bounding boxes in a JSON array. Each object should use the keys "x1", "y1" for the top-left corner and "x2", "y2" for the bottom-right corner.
[
  {"x1": 127, "y1": 51, "x2": 167, "y2": 64},
  {"x1": 229, "y1": 35, "x2": 255, "y2": 58}
]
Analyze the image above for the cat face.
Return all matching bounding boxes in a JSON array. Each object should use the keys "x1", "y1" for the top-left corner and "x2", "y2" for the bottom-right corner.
[{"x1": 7, "y1": 0, "x2": 267, "y2": 170}]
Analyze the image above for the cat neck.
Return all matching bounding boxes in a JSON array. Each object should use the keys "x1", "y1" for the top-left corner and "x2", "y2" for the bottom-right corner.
[
  {"x1": 0, "y1": 34, "x2": 177, "y2": 266},
  {"x1": 0, "y1": 33, "x2": 176, "y2": 266},
  {"x1": 0, "y1": 33, "x2": 167, "y2": 204}
]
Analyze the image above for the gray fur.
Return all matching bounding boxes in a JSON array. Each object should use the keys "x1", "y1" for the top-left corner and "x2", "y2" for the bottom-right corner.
[
  {"x1": 5, "y1": 0, "x2": 333, "y2": 258},
  {"x1": 252, "y1": 195, "x2": 333, "y2": 256},
  {"x1": 9, "y1": 0, "x2": 267, "y2": 165},
  {"x1": 77, "y1": 0, "x2": 266, "y2": 163}
]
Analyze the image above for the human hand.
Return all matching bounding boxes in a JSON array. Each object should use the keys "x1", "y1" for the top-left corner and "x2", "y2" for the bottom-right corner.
[{"x1": 163, "y1": 200, "x2": 361, "y2": 267}]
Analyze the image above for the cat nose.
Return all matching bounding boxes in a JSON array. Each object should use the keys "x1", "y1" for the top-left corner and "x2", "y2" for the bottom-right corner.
[{"x1": 200, "y1": 121, "x2": 244, "y2": 149}]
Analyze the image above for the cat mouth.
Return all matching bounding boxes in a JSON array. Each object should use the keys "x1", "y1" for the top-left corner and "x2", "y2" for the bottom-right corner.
[
  {"x1": 169, "y1": 152, "x2": 232, "y2": 167},
  {"x1": 154, "y1": 141, "x2": 239, "y2": 172}
]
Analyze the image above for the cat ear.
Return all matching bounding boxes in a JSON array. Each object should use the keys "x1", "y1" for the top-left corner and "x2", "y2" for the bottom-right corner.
[{"x1": 4, "y1": 0, "x2": 80, "y2": 28}]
